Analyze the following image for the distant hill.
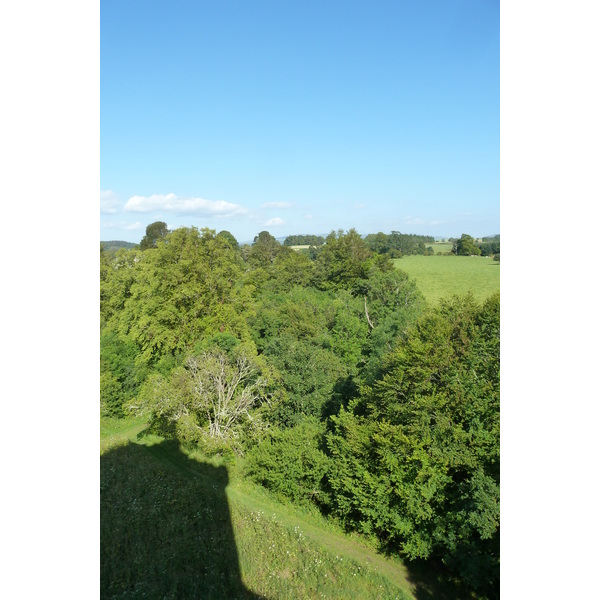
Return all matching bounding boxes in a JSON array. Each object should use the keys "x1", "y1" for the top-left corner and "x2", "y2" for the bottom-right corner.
[{"x1": 101, "y1": 240, "x2": 138, "y2": 252}]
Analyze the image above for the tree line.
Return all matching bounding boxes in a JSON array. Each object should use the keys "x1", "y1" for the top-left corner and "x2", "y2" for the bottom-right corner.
[
  {"x1": 100, "y1": 222, "x2": 499, "y2": 599},
  {"x1": 283, "y1": 234, "x2": 325, "y2": 246}
]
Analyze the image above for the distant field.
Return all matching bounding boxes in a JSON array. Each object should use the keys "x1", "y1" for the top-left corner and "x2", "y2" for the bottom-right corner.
[
  {"x1": 393, "y1": 255, "x2": 499, "y2": 305},
  {"x1": 429, "y1": 242, "x2": 453, "y2": 254}
]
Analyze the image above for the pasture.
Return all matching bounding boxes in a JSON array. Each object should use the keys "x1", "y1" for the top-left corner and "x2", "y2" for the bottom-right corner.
[
  {"x1": 429, "y1": 242, "x2": 453, "y2": 254},
  {"x1": 393, "y1": 255, "x2": 499, "y2": 305}
]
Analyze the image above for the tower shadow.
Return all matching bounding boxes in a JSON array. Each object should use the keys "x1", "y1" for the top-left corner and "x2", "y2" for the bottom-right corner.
[{"x1": 101, "y1": 439, "x2": 264, "y2": 599}]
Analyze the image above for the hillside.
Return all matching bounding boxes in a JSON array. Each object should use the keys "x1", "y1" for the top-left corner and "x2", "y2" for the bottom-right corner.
[
  {"x1": 100, "y1": 240, "x2": 138, "y2": 252},
  {"x1": 101, "y1": 417, "x2": 471, "y2": 600}
]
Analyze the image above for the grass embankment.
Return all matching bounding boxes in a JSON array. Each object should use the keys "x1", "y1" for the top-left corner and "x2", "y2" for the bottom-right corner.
[
  {"x1": 393, "y1": 255, "x2": 499, "y2": 305},
  {"x1": 101, "y1": 419, "x2": 467, "y2": 599}
]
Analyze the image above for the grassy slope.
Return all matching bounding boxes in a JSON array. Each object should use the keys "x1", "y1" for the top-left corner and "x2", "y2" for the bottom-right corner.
[
  {"x1": 101, "y1": 419, "x2": 469, "y2": 599},
  {"x1": 393, "y1": 255, "x2": 499, "y2": 305}
]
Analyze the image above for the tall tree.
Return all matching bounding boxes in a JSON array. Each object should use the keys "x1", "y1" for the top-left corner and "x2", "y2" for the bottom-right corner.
[
  {"x1": 139, "y1": 221, "x2": 169, "y2": 250},
  {"x1": 119, "y1": 227, "x2": 251, "y2": 367},
  {"x1": 247, "y1": 230, "x2": 281, "y2": 267},
  {"x1": 313, "y1": 229, "x2": 372, "y2": 291},
  {"x1": 453, "y1": 233, "x2": 481, "y2": 256}
]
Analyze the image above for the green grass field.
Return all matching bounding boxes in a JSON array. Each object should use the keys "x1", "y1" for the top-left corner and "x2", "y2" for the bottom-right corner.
[
  {"x1": 101, "y1": 419, "x2": 470, "y2": 599},
  {"x1": 429, "y1": 242, "x2": 453, "y2": 254},
  {"x1": 393, "y1": 255, "x2": 499, "y2": 305}
]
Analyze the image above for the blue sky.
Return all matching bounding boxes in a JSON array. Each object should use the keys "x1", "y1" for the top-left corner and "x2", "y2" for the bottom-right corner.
[{"x1": 101, "y1": 0, "x2": 499, "y2": 244}]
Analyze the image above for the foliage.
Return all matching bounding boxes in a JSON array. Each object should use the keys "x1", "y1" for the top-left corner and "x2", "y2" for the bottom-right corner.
[
  {"x1": 133, "y1": 348, "x2": 270, "y2": 449},
  {"x1": 248, "y1": 286, "x2": 368, "y2": 425},
  {"x1": 188, "y1": 350, "x2": 269, "y2": 440},
  {"x1": 261, "y1": 335, "x2": 347, "y2": 426},
  {"x1": 360, "y1": 268, "x2": 426, "y2": 383},
  {"x1": 245, "y1": 418, "x2": 331, "y2": 509},
  {"x1": 216, "y1": 229, "x2": 240, "y2": 250},
  {"x1": 262, "y1": 245, "x2": 314, "y2": 293},
  {"x1": 313, "y1": 229, "x2": 373, "y2": 291},
  {"x1": 479, "y1": 235, "x2": 500, "y2": 258},
  {"x1": 326, "y1": 293, "x2": 500, "y2": 598},
  {"x1": 453, "y1": 233, "x2": 481, "y2": 256},
  {"x1": 283, "y1": 234, "x2": 326, "y2": 246},
  {"x1": 117, "y1": 226, "x2": 252, "y2": 367},
  {"x1": 364, "y1": 231, "x2": 435, "y2": 257},
  {"x1": 100, "y1": 329, "x2": 147, "y2": 417},
  {"x1": 100, "y1": 246, "x2": 142, "y2": 325},
  {"x1": 139, "y1": 220, "x2": 169, "y2": 250},
  {"x1": 247, "y1": 230, "x2": 281, "y2": 267}
]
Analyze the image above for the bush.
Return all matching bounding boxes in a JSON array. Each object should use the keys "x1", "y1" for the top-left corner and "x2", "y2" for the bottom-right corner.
[{"x1": 245, "y1": 418, "x2": 331, "y2": 510}]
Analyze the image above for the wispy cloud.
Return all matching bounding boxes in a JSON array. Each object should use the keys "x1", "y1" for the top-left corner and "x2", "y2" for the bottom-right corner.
[
  {"x1": 100, "y1": 190, "x2": 121, "y2": 214},
  {"x1": 305, "y1": 214, "x2": 314, "y2": 220},
  {"x1": 125, "y1": 221, "x2": 144, "y2": 230},
  {"x1": 403, "y1": 217, "x2": 445, "y2": 226},
  {"x1": 101, "y1": 220, "x2": 144, "y2": 231},
  {"x1": 261, "y1": 201, "x2": 293, "y2": 209},
  {"x1": 354, "y1": 203, "x2": 366, "y2": 209},
  {"x1": 264, "y1": 217, "x2": 285, "y2": 226},
  {"x1": 124, "y1": 193, "x2": 247, "y2": 217}
]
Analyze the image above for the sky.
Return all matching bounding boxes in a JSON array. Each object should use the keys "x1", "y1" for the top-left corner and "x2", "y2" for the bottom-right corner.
[{"x1": 101, "y1": 0, "x2": 499, "y2": 244}]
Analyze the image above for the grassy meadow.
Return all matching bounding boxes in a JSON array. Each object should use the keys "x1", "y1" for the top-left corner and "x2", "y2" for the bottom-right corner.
[
  {"x1": 429, "y1": 242, "x2": 454, "y2": 254},
  {"x1": 101, "y1": 418, "x2": 470, "y2": 600},
  {"x1": 393, "y1": 255, "x2": 499, "y2": 305}
]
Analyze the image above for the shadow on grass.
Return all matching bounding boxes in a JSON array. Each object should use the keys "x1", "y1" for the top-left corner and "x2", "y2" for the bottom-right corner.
[
  {"x1": 101, "y1": 439, "x2": 265, "y2": 599},
  {"x1": 402, "y1": 558, "x2": 475, "y2": 600}
]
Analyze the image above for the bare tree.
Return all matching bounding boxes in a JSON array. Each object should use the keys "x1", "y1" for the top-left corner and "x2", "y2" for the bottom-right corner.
[
  {"x1": 186, "y1": 351, "x2": 267, "y2": 439},
  {"x1": 132, "y1": 349, "x2": 269, "y2": 444}
]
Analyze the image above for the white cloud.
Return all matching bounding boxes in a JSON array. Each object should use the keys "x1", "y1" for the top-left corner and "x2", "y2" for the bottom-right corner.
[
  {"x1": 354, "y1": 203, "x2": 366, "y2": 209},
  {"x1": 264, "y1": 217, "x2": 285, "y2": 226},
  {"x1": 305, "y1": 214, "x2": 314, "y2": 220},
  {"x1": 124, "y1": 221, "x2": 144, "y2": 230},
  {"x1": 261, "y1": 202, "x2": 293, "y2": 209},
  {"x1": 124, "y1": 193, "x2": 247, "y2": 217},
  {"x1": 100, "y1": 190, "x2": 121, "y2": 214}
]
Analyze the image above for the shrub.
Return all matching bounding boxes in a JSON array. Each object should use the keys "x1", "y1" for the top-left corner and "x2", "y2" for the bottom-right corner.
[{"x1": 245, "y1": 418, "x2": 331, "y2": 510}]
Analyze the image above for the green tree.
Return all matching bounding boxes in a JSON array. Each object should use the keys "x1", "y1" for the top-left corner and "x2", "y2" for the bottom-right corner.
[
  {"x1": 453, "y1": 233, "x2": 481, "y2": 256},
  {"x1": 139, "y1": 221, "x2": 169, "y2": 250},
  {"x1": 216, "y1": 230, "x2": 239, "y2": 251},
  {"x1": 245, "y1": 417, "x2": 331, "y2": 509},
  {"x1": 100, "y1": 329, "x2": 147, "y2": 417},
  {"x1": 118, "y1": 227, "x2": 252, "y2": 367},
  {"x1": 313, "y1": 229, "x2": 372, "y2": 291},
  {"x1": 100, "y1": 246, "x2": 142, "y2": 325},
  {"x1": 263, "y1": 246, "x2": 313, "y2": 292},
  {"x1": 247, "y1": 231, "x2": 281, "y2": 267},
  {"x1": 326, "y1": 293, "x2": 500, "y2": 598}
]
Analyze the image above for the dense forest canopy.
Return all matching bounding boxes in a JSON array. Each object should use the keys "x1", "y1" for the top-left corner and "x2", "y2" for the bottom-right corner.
[{"x1": 101, "y1": 223, "x2": 500, "y2": 599}]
